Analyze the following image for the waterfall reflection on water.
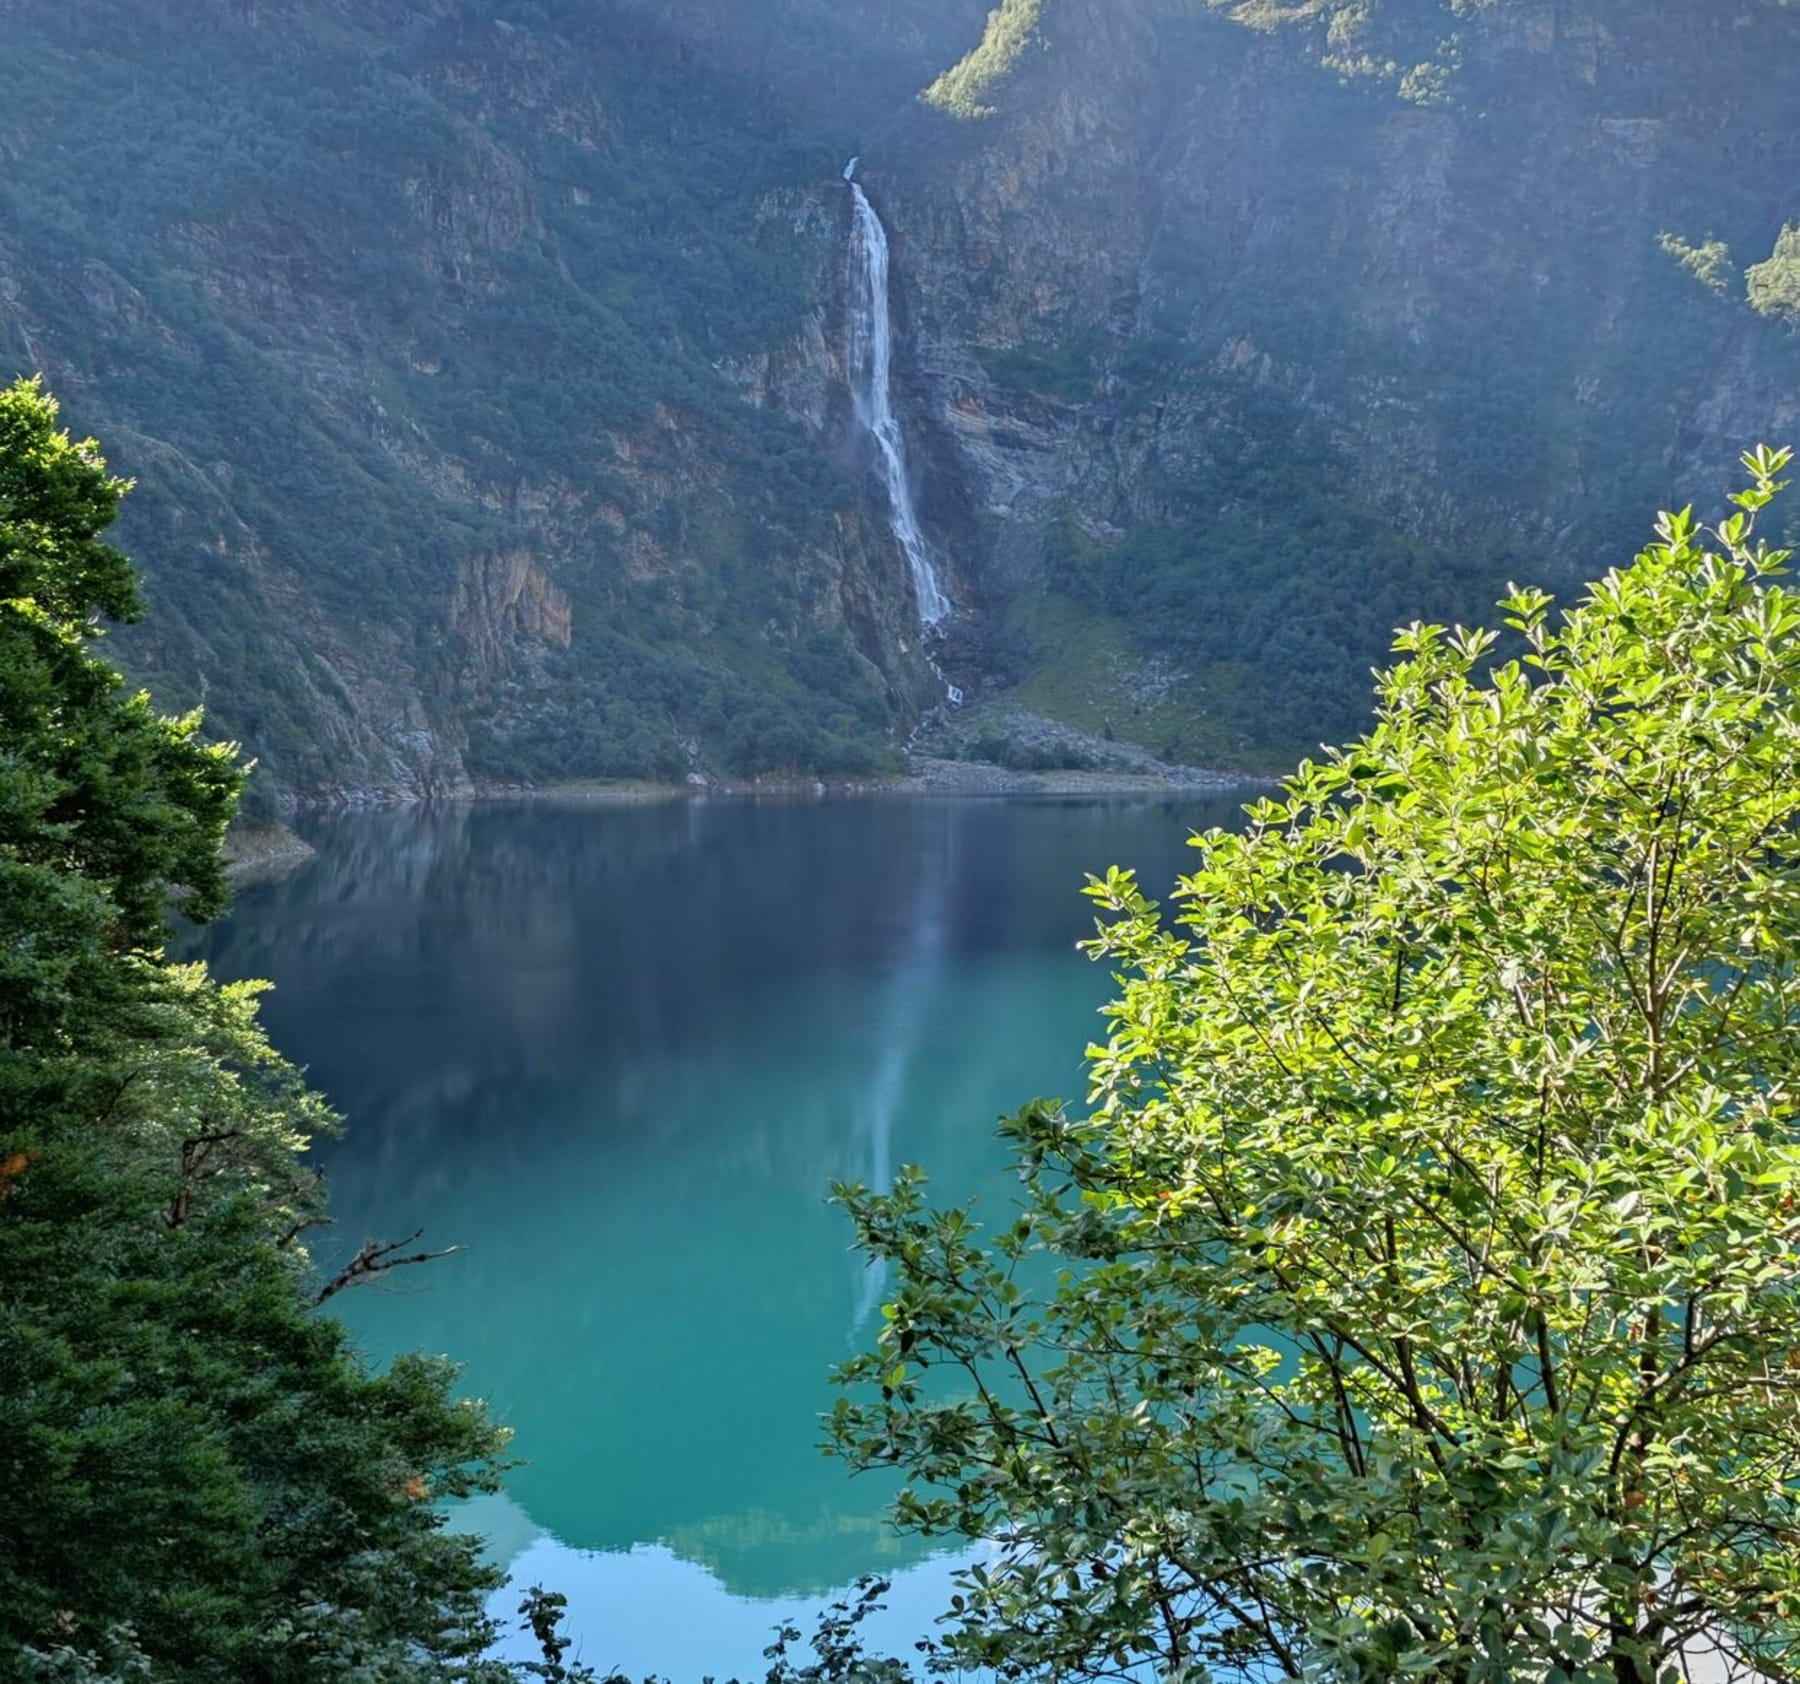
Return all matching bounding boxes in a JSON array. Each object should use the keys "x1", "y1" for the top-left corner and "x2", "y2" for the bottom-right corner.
[{"x1": 850, "y1": 799, "x2": 958, "y2": 1333}]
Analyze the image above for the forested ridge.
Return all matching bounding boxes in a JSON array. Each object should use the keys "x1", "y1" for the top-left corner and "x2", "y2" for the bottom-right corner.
[
  {"x1": 0, "y1": 1, "x2": 992, "y2": 803},
  {"x1": 4, "y1": 0, "x2": 1798, "y2": 798}
]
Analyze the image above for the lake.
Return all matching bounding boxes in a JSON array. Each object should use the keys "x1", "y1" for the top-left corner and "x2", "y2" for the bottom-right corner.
[{"x1": 194, "y1": 793, "x2": 1245, "y2": 1678}]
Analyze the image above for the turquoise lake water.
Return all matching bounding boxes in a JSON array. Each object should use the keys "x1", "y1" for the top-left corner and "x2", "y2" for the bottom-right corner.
[{"x1": 195, "y1": 794, "x2": 1244, "y2": 1677}]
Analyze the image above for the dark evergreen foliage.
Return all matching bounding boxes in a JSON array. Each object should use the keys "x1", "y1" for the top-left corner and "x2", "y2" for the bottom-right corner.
[{"x1": 0, "y1": 381, "x2": 513, "y2": 1681}]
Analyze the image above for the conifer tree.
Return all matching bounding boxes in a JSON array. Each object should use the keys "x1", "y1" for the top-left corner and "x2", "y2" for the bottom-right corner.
[{"x1": 0, "y1": 380, "x2": 513, "y2": 1682}]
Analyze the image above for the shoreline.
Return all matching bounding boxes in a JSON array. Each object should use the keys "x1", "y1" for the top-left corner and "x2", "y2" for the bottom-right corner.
[
  {"x1": 221, "y1": 822, "x2": 321, "y2": 881},
  {"x1": 227, "y1": 760, "x2": 1273, "y2": 886},
  {"x1": 283, "y1": 758, "x2": 1271, "y2": 814}
]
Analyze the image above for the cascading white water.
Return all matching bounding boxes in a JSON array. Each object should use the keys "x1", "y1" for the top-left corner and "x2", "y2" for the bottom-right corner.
[{"x1": 844, "y1": 159, "x2": 953, "y2": 632}]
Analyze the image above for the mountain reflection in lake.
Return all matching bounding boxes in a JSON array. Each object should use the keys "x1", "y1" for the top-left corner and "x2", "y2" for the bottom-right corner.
[{"x1": 192, "y1": 794, "x2": 1244, "y2": 1675}]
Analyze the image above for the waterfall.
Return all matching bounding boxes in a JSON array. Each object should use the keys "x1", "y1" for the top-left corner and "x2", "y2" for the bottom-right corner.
[{"x1": 845, "y1": 160, "x2": 953, "y2": 632}]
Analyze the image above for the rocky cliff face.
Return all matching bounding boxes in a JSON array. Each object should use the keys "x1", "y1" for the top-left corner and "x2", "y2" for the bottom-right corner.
[
  {"x1": 848, "y1": 0, "x2": 1800, "y2": 763},
  {"x1": 0, "y1": 0, "x2": 974, "y2": 803},
  {"x1": 4, "y1": 0, "x2": 1797, "y2": 795}
]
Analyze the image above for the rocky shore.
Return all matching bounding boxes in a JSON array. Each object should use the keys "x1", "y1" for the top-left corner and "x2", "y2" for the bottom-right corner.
[
  {"x1": 895, "y1": 757, "x2": 1253, "y2": 796},
  {"x1": 221, "y1": 823, "x2": 318, "y2": 881}
]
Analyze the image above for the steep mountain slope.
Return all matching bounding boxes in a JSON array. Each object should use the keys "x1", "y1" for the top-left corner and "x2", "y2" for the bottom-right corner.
[
  {"x1": 871, "y1": 0, "x2": 1800, "y2": 765},
  {"x1": 0, "y1": 0, "x2": 990, "y2": 803},
  {"x1": 3, "y1": 0, "x2": 1797, "y2": 797}
]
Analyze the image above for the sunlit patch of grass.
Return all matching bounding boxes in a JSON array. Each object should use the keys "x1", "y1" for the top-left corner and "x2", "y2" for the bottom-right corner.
[{"x1": 922, "y1": 0, "x2": 1046, "y2": 118}]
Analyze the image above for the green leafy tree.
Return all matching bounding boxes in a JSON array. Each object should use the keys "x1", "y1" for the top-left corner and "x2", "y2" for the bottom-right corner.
[
  {"x1": 0, "y1": 379, "x2": 514, "y2": 1681},
  {"x1": 834, "y1": 448, "x2": 1800, "y2": 1681},
  {"x1": 1190, "y1": 0, "x2": 1495, "y2": 104},
  {"x1": 1748, "y1": 224, "x2": 1800, "y2": 324},
  {"x1": 1658, "y1": 232, "x2": 1736, "y2": 298}
]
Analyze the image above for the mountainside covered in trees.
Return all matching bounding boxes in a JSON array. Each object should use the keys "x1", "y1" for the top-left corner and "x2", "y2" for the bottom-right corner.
[{"x1": 3, "y1": 0, "x2": 1798, "y2": 801}]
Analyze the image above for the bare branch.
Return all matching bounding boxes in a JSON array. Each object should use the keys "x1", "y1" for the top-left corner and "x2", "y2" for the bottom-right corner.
[{"x1": 313, "y1": 1229, "x2": 465, "y2": 1307}]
